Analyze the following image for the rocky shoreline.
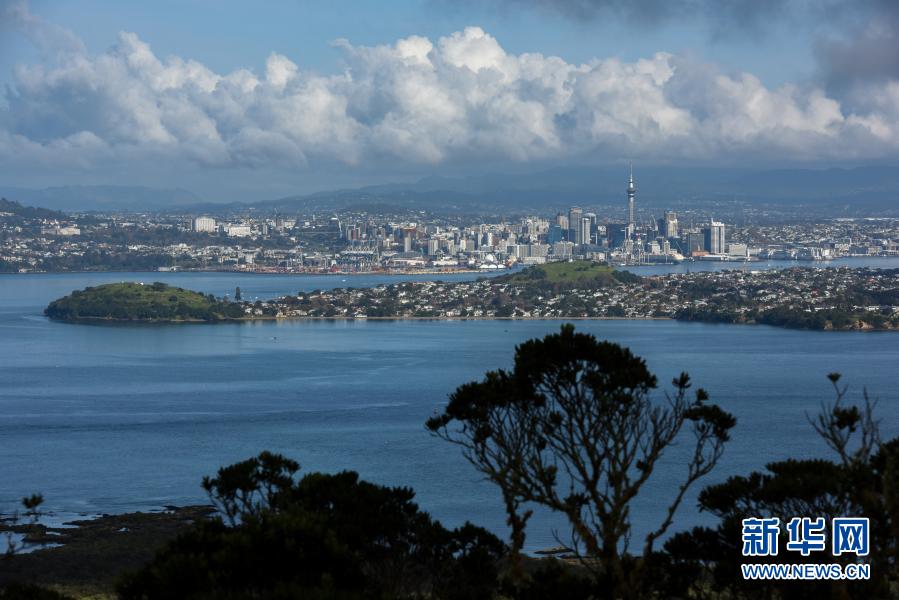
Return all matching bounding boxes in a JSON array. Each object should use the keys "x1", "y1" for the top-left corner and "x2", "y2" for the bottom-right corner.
[{"x1": 0, "y1": 506, "x2": 214, "y2": 597}]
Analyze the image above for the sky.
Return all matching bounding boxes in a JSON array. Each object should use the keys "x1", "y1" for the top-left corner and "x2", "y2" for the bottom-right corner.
[{"x1": 1, "y1": 0, "x2": 898, "y2": 201}]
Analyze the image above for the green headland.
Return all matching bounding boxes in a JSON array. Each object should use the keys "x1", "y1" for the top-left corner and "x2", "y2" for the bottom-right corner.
[{"x1": 44, "y1": 282, "x2": 247, "y2": 322}]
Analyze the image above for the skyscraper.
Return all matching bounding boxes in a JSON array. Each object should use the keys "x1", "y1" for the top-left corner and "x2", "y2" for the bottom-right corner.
[
  {"x1": 661, "y1": 211, "x2": 678, "y2": 238},
  {"x1": 568, "y1": 207, "x2": 583, "y2": 244},
  {"x1": 584, "y1": 212, "x2": 597, "y2": 245},
  {"x1": 703, "y1": 221, "x2": 726, "y2": 254},
  {"x1": 626, "y1": 163, "x2": 636, "y2": 227},
  {"x1": 580, "y1": 217, "x2": 591, "y2": 247}
]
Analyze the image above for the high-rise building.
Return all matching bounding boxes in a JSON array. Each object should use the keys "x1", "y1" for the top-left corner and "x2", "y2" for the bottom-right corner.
[
  {"x1": 608, "y1": 223, "x2": 629, "y2": 249},
  {"x1": 626, "y1": 164, "x2": 636, "y2": 227},
  {"x1": 585, "y1": 212, "x2": 597, "y2": 244},
  {"x1": 703, "y1": 221, "x2": 726, "y2": 254},
  {"x1": 661, "y1": 211, "x2": 678, "y2": 238},
  {"x1": 193, "y1": 216, "x2": 216, "y2": 233},
  {"x1": 547, "y1": 224, "x2": 565, "y2": 244},
  {"x1": 579, "y1": 217, "x2": 591, "y2": 247},
  {"x1": 686, "y1": 231, "x2": 705, "y2": 254},
  {"x1": 568, "y1": 207, "x2": 583, "y2": 243}
]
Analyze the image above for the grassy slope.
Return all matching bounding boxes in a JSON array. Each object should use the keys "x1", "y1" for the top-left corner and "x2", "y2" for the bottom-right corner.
[
  {"x1": 44, "y1": 282, "x2": 243, "y2": 322},
  {"x1": 496, "y1": 261, "x2": 635, "y2": 287}
]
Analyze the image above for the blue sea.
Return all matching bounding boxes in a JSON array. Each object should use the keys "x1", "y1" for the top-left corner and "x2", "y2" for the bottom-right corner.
[{"x1": 1, "y1": 260, "x2": 898, "y2": 551}]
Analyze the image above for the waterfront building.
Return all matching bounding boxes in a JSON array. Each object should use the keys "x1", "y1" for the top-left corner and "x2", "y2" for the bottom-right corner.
[
  {"x1": 703, "y1": 221, "x2": 726, "y2": 254},
  {"x1": 686, "y1": 231, "x2": 705, "y2": 255}
]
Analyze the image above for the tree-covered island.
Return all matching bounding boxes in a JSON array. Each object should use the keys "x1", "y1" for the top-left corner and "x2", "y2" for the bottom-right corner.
[
  {"x1": 43, "y1": 282, "x2": 267, "y2": 322},
  {"x1": 45, "y1": 262, "x2": 899, "y2": 329}
]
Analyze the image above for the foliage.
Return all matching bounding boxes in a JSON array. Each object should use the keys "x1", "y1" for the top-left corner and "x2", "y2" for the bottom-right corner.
[
  {"x1": 0, "y1": 583, "x2": 73, "y2": 600},
  {"x1": 0, "y1": 260, "x2": 21, "y2": 273},
  {"x1": 0, "y1": 198, "x2": 67, "y2": 221},
  {"x1": 37, "y1": 251, "x2": 175, "y2": 272},
  {"x1": 118, "y1": 452, "x2": 506, "y2": 599},
  {"x1": 44, "y1": 282, "x2": 248, "y2": 322},
  {"x1": 3, "y1": 495, "x2": 44, "y2": 559},
  {"x1": 493, "y1": 261, "x2": 639, "y2": 291},
  {"x1": 426, "y1": 324, "x2": 735, "y2": 597}
]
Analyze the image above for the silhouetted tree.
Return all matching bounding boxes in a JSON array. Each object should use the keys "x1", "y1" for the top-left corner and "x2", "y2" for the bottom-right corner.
[
  {"x1": 119, "y1": 452, "x2": 505, "y2": 599},
  {"x1": 234, "y1": 287, "x2": 242, "y2": 302},
  {"x1": 426, "y1": 324, "x2": 735, "y2": 597},
  {"x1": 0, "y1": 583, "x2": 72, "y2": 600},
  {"x1": 3, "y1": 494, "x2": 43, "y2": 559},
  {"x1": 665, "y1": 373, "x2": 898, "y2": 598}
]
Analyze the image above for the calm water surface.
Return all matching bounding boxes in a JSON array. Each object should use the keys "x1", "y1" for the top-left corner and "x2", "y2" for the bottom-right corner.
[{"x1": 1, "y1": 263, "x2": 898, "y2": 550}]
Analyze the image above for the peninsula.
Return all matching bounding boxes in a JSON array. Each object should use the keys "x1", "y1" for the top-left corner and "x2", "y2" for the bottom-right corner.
[{"x1": 45, "y1": 263, "x2": 899, "y2": 330}]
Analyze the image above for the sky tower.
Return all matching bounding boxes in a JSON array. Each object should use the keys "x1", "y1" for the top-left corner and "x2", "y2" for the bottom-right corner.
[{"x1": 626, "y1": 163, "x2": 636, "y2": 227}]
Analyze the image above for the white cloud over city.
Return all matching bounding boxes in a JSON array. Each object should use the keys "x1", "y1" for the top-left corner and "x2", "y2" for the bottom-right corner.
[{"x1": 1, "y1": 4, "x2": 899, "y2": 175}]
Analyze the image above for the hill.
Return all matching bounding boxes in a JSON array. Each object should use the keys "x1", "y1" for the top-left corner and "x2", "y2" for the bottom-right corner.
[
  {"x1": 254, "y1": 165, "x2": 899, "y2": 217},
  {"x1": 44, "y1": 282, "x2": 248, "y2": 322},
  {"x1": 493, "y1": 261, "x2": 640, "y2": 290},
  {"x1": 0, "y1": 197, "x2": 68, "y2": 220}
]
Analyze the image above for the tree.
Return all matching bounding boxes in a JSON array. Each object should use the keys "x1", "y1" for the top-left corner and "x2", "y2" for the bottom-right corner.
[
  {"x1": 426, "y1": 324, "x2": 736, "y2": 597},
  {"x1": 119, "y1": 452, "x2": 506, "y2": 599},
  {"x1": 3, "y1": 494, "x2": 43, "y2": 559},
  {"x1": 234, "y1": 286, "x2": 242, "y2": 302},
  {"x1": 665, "y1": 373, "x2": 899, "y2": 598}
]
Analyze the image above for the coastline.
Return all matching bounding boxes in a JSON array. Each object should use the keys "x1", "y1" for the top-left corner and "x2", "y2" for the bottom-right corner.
[
  {"x1": 3, "y1": 267, "x2": 503, "y2": 277},
  {"x1": 40, "y1": 262, "x2": 899, "y2": 331},
  {"x1": 45, "y1": 314, "x2": 898, "y2": 331},
  {"x1": 6, "y1": 254, "x2": 899, "y2": 277},
  {"x1": 0, "y1": 505, "x2": 214, "y2": 597}
]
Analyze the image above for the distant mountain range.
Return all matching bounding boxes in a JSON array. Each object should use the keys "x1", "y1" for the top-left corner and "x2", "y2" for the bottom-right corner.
[
  {"x1": 0, "y1": 185, "x2": 203, "y2": 212},
  {"x1": 2, "y1": 165, "x2": 898, "y2": 214},
  {"x1": 256, "y1": 165, "x2": 899, "y2": 214}
]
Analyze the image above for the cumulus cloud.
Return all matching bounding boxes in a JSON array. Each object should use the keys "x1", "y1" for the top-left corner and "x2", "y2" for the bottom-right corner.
[
  {"x1": 1, "y1": 24, "x2": 898, "y2": 173},
  {"x1": 484, "y1": 0, "x2": 899, "y2": 96}
]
